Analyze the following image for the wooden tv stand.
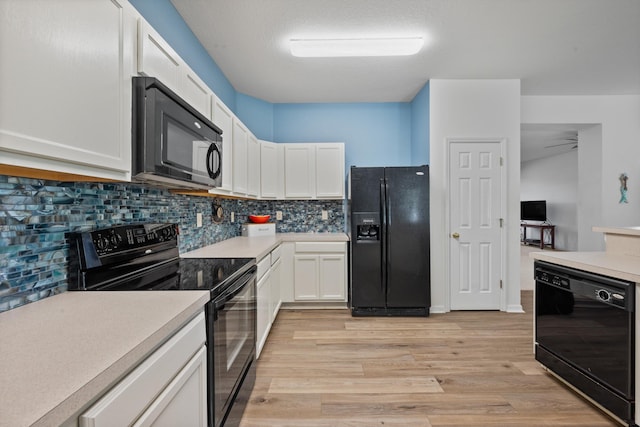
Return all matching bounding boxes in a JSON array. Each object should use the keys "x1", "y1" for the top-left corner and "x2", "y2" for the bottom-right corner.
[{"x1": 521, "y1": 223, "x2": 555, "y2": 249}]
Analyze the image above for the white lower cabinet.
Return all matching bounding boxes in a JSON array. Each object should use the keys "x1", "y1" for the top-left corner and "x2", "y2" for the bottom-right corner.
[
  {"x1": 79, "y1": 312, "x2": 207, "y2": 427},
  {"x1": 270, "y1": 257, "x2": 282, "y2": 321},
  {"x1": 256, "y1": 265, "x2": 272, "y2": 358},
  {"x1": 256, "y1": 246, "x2": 282, "y2": 358},
  {"x1": 293, "y1": 242, "x2": 347, "y2": 302}
]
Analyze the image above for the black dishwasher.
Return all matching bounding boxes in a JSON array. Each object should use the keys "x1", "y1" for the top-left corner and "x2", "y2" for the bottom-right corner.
[{"x1": 535, "y1": 260, "x2": 636, "y2": 426}]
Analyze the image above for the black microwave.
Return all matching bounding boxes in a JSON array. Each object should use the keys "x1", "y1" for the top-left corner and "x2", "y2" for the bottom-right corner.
[{"x1": 132, "y1": 76, "x2": 222, "y2": 189}]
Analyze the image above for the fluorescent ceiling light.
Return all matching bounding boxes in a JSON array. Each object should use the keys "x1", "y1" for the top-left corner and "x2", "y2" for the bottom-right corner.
[{"x1": 290, "y1": 37, "x2": 424, "y2": 58}]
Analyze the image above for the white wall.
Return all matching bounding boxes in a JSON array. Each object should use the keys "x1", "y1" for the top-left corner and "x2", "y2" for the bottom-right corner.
[
  {"x1": 521, "y1": 150, "x2": 578, "y2": 250},
  {"x1": 522, "y1": 95, "x2": 640, "y2": 248},
  {"x1": 577, "y1": 124, "x2": 604, "y2": 250},
  {"x1": 430, "y1": 79, "x2": 522, "y2": 313}
]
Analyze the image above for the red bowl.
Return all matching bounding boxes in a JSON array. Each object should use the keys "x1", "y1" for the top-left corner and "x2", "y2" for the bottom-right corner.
[{"x1": 249, "y1": 215, "x2": 270, "y2": 224}]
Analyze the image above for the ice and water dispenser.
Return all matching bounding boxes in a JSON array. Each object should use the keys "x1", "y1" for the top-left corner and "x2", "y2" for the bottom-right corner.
[{"x1": 353, "y1": 213, "x2": 380, "y2": 241}]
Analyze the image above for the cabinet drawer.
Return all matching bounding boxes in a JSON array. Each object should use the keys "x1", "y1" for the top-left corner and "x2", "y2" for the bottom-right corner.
[
  {"x1": 295, "y1": 242, "x2": 346, "y2": 253},
  {"x1": 257, "y1": 254, "x2": 271, "y2": 280},
  {"x1": 79, "y1": 312, "x2": 206, "y2": 427},
  {"x1": 270, "y1": 245, "x2": 281, "y2": 264}
]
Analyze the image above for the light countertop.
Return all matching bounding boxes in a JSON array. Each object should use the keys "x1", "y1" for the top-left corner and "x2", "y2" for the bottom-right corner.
[
  {"x1": 0, "y1": 290, "x2": 209, "y2": 427},
  {"x1": 181, "y1": 232, "x2": 349, "y2": 260},
  {"x1": 592, "y1": 226, "x2": 640, "y2": 237},
  {"x1": 530, "y1": 251, "x2": 640, "y2": 283}
]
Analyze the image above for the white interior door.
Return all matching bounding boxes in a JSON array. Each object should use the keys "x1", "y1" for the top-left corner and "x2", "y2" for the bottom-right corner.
[{"x1": 449, "y1": 140, "x2": 503, "y2": 310}]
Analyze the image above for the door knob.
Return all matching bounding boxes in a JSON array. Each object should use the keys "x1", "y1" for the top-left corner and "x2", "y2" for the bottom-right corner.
[{"x1": 451, "y1": 232, "x2": 460, "y2": 238}]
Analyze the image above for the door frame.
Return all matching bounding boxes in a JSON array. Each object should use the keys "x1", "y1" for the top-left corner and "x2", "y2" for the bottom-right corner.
[{"x1": 444, "y1": 137, "x2": 508, "y2": 312}]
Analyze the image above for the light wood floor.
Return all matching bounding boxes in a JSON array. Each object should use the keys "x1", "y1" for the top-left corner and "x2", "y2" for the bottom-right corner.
[{"x1": 240, "y1": 291, "x2": 619, "y2": 427}]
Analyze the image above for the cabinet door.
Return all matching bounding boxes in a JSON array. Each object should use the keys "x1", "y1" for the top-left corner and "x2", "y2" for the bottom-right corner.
[
  {"x1": 284, "y1": 145, "x2": 316, "y2": 199},
  {"x1": 211, "y1": 96, "x2": 233, "y2": 192},
  {"x1": 294, "y1": 255, "x2": 319, "y2": 300},
  {"x1": 316, "y1": 143, "x2": 345, "y2": 199},
  {"x1": 79, "y1": 313, "x2": 206, "y2": 427},
  {"x1": 0, "y1": 0, "x2": 134, "y2": 180},
  {"x1": 270, "y1": 258, "x2": 282, "y2": 322},
  {"x1": 279, "y1": 242, "x2": 295, "y2": 303},
  {"x1": 132, "y1": 346, "x2": 207, "y2": 427},
  {"x1": 137, "y1": 19, "x2": 181, "y2": 93},
  {"x1": 232, "y1": 119, "x2": 248, "y2": 195},
  {"x1": 256, "y1": 270, "x2": 272, "y2": 358},
  {"x1": 247, "y1": 133, "x2": 260, "y2": 197},
  {"x1": 182, "y1": 68, "x2": 211, "y2": 119},
  {"x1": 260, "y1": 141, "x2": 278, "y2": 199},
  {"x1": 319, "y1": 254, "x2": 347, "y2": 300}
]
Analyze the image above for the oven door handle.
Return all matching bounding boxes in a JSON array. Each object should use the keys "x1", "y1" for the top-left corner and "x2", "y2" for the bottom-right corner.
[{"x1": 214, "y1": 269, "x2": 256, "y2": 309}]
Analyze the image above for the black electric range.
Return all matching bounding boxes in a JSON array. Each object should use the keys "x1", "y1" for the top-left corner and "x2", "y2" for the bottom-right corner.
[{"x1": 67, "y1": 223, "x2": 257, "y2": 427}]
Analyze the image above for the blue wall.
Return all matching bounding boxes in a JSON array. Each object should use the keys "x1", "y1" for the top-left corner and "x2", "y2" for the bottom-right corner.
[
  {"x1": 129, "y1": 0, "x2": 427, "y2": 167},
  {"x1": 411, "y1": 82, "x2": 430, "y2": 165},
  {"x1": 274, "y1": 103, "x2": 412, "y2": 168},
  {"x1": 236, "y1": 93, "x2": 275, "y2": 141}
]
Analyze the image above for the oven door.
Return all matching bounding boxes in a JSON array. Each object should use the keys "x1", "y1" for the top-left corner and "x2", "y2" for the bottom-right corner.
[{"x1": 210, "y1": 269, "x2": 256, "y2": 427}]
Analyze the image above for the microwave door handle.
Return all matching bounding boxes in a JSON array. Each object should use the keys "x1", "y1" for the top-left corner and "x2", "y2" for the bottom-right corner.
[{"x1": 206, "y1": 144, "x2": 221, "y2": 179}]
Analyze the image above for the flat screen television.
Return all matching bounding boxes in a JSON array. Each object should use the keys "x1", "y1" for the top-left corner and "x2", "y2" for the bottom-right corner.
[{"x1": 521, "y1": 200, "x2": 546, "y2": 221}]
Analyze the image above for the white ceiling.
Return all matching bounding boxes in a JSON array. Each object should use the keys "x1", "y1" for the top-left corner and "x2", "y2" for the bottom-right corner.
[
  {"x1": 170, "y1": 0, "x2": 640, "y2": 104},
  {"x1": 170, "y1": 0, "x2": 639, "y2": 162}
]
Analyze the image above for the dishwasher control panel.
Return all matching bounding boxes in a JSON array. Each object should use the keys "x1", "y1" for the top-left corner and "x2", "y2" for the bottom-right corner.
[{"x1": 534, "y1": 260, "x2": 633, "y2": 311}]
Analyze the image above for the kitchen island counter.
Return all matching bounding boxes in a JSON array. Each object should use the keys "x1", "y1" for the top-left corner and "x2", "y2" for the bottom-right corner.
[
  {"x1": 531, "y1": 225, "x2": 640, "y2": 283},
  {"x1": 0, "y1": 290, "x2": 209, "y2": 427},
  {"x1": 530, "y1": 250, "x2": 640, "y2": 283}
]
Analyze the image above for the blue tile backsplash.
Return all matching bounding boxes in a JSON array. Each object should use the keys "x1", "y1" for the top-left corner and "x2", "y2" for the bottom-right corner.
[{"x1": 0, "y1": 175, "x2": 345, "y2": 312}]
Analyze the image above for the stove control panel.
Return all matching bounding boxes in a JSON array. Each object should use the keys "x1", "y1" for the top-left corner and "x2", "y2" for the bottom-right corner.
[{"x1": 90, "y1": 223, "x2": 178, "y2": 256}]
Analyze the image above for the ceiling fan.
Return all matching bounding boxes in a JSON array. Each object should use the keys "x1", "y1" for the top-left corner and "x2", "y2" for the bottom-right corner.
[{"x1": 544, "y1": 135, "x2": 578, "y2": 150}]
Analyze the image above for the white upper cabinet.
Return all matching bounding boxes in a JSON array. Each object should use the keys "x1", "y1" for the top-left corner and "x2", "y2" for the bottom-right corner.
[
  {"x1": 232, "y1": 119, "x2": 248, "y2": 195},
  {"x1": 316, "y1": 143, "x2": 345, "y2": 198},
  {"x1": 211, "y1": 96, "x2": 234, "y2": 193},
  {"x1": 260, "y1": 141, "x2": 284, "y2": 199},
  {"x1": 247, "y1": 133, "x2": 260, "y2": 197},
  {"x1": 182, "y1": 68, "x2": 212, "y2": 118},
  {"x1": 137, "y1": 20, "x2": 181, "y2": 93},
  {"x1": 284, "y1": 143, "x2": 345, "y2": 200},
  {"x1": 284, "y1": 144, "x2": 316, "y2": 199},
  {"x1": 138, "y1": 19, "x2": 211, "y2": 119},
  {"x1": 0, "y1": 0, "x2": 136, "y2": 180}
]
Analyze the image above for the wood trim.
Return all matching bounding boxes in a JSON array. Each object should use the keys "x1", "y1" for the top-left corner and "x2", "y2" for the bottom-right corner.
[
  {"x1": 0, "y1": 164, "x2": 116, "y2": 183},
  {"x1": 169, "y1": 189, "x2": 252, "y2": 200},
  {"x1": 0, "y1": 164, "x2": 256, "y2": 200}
]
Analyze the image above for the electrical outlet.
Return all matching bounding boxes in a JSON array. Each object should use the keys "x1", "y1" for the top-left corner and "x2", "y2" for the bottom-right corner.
[
  {"x1": 321, "y1": 210, "x2": 328, "y2": 220},
  {"x1": 196, "y1": 212, "x2": 203, "y2": 227},
  {"x1": 276, "y1": 211, "x2": 283, "y2": 221},
  {"x1": 231, "y1": 212, "x2": 235, "y2": 223}
]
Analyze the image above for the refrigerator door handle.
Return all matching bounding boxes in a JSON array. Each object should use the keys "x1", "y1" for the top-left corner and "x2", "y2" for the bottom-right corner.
[
  {"x1": 384, "y1": 179, "x2": 390, "y2": 286},
  {"x1": 380, "y1": 178, "x2": 387, "y2": 295}
]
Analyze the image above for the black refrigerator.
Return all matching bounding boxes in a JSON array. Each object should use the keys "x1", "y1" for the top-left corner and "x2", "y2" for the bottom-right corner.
[{"x1": 349, "y1": 165, "x2": 430, "y2": 316}]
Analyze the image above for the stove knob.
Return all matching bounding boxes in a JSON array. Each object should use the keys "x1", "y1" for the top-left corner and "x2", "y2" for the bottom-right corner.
[
  {"x1": 96, "y1": 237, "x2": 109, "y2": 251},
  {"x1": 597, "y1": 289, "x2": 610, "y2": 302},
  {"x1": 110, "y1": 233, "x2": 122, "y2": 246}
]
